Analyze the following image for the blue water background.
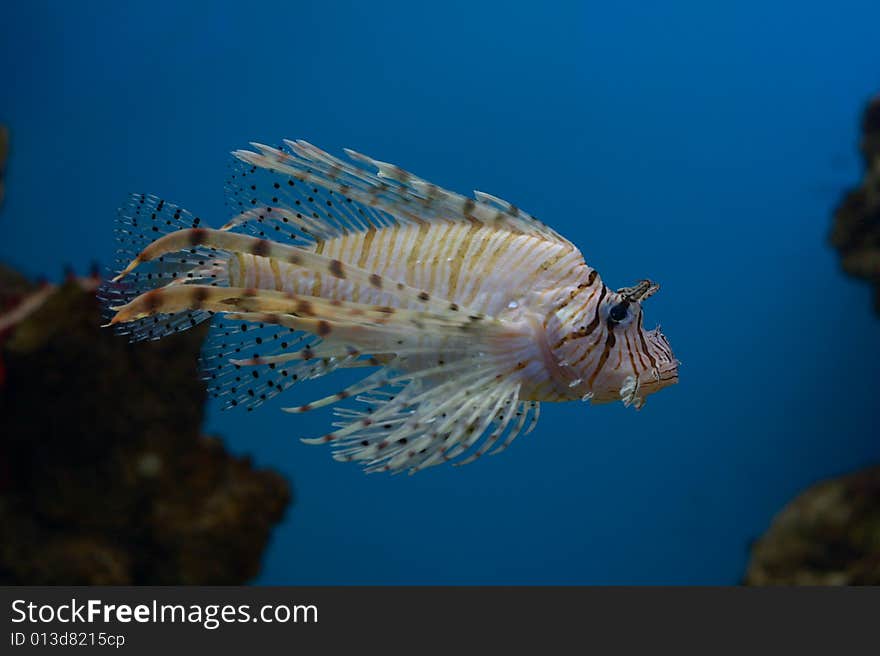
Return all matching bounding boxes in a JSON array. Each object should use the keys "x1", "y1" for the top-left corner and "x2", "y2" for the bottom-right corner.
[{"x1": 2, "y1": 1, "x2": 879, "y2": 584}]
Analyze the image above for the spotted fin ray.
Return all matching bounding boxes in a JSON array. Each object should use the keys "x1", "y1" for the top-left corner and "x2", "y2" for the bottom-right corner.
[
  {"x1": 98, "y1": 194, "x2": 230, "y2": 341},
  {"x1": 293, "y1": 357, "x2": 540, "y2": 474},
  {"x1": 230, "y1": 140, "x2": 572, "y2": 245}
]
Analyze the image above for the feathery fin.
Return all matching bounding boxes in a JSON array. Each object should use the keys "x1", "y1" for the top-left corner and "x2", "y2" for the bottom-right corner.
[
  {"x1": 98, "y1": 194, "x2": 229, "y2": 342},
  {"x1": 230, "y1": 141, "x2": 571, "y2": 245}
]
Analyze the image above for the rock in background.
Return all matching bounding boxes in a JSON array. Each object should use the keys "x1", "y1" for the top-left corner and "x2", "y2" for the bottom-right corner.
[
  {"x1": 745, "y1": 467, "x2": 880, "y2": 585},
  {"x1": 0, "y1": 269, "x2": 292, "y2": 584},
  {"x1": 747, "y1": 95, "x2": 880, "y2": 585},
  {"x1": 829, "y1": 95, "x2": 880, "y2": 312}
]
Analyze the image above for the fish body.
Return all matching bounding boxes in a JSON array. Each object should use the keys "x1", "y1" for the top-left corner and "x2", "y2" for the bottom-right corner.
[
  {"x1": 102, "y1": 141, "x2": 678, "y2": 473},
  {"x1": 228, "y1": 224, "x2": 590, "y2": 402}
]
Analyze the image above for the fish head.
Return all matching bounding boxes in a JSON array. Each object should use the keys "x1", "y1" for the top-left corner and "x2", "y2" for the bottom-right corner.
[{"x1": 550, "y1": 279, "x2": 679, "y2": 407}]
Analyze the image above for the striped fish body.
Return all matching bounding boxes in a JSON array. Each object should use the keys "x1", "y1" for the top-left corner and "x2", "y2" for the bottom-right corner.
[
  {"x1": 232, "y1": 224, "x2": 575, "y2": 317},
  {"x1": 102, "y1": 140, "x2": 678, "y2": 473},
  {"x1": 229, "y1": 224, "x2": 596, "y2": 402}
]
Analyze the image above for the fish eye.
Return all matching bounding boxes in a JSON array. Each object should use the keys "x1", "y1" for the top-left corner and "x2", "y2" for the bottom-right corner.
[{"x1": 608, "y1": 302, "x2": 630, "y2": 323}]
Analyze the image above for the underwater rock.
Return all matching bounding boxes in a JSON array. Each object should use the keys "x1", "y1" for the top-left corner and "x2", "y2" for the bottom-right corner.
[
  {"x1": 0, "y1": 265, "x2": 292, "y2": 584},
  {"x1": 747, "y1": 96, "x2": 880, "y2": 586},
  {"x1": 745, "y1": 466, "x2": 880, "y2": 585},
  {"x1": 829, "y1": 95, "x2": 880, "y2": 313}
]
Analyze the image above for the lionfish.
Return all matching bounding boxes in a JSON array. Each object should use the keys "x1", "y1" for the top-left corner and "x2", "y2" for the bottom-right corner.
[{"x1": 101, "y1": 141, "x2": 678, "y2": 474}]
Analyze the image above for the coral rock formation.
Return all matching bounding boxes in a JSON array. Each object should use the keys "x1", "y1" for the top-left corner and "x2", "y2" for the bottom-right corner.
[
  {"x1": 829, "y1": 95, "x2": 880, "y2": 313},
  {"x1": 748, "y1": 95, "x2": 880, "y2": 586},
  {"x1": 745, "y1": 466, "x2": 880, "y2": 585},
  {"x1": 0, "y1": 266, "x2": 292, "y2": 584}
]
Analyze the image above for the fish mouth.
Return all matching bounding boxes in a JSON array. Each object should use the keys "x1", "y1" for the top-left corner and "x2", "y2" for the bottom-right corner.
[
  {"x1": 583, "y1": 365, "x2": 678, "y2": 405},
  {"x1": 639, "y1": 324, "x2": 679, "y2": 397},
  {"x1": 638, "y1": 367, "x2": 679, "y2": 397}
]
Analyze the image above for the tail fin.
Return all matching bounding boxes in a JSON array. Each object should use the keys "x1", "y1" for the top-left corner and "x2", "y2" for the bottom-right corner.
[{"x1": 98, "y1": 193, "x2": 230, "y2": 342}]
